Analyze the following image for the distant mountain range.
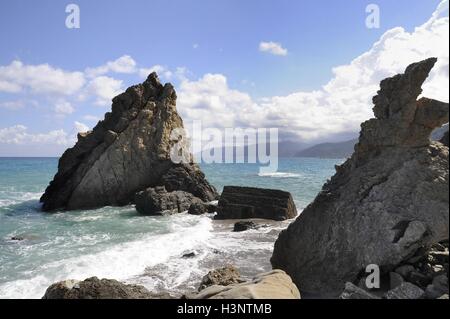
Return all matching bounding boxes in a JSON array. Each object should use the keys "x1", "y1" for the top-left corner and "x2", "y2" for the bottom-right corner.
[{"x1": 295, "y1": 139, "x2": 357, "y2": 159}]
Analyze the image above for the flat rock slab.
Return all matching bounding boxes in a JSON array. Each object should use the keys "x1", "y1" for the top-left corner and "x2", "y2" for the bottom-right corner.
[{"x1": 215, "y1": 186, "x2": 297, "y2": 221}]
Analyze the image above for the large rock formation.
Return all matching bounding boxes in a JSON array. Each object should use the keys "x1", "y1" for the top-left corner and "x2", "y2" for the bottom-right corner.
[
  {"x1": 215, "y1": 186, "x2": 297, "y2": 221},
  {"x1": 271, "y1": 58, "x2": 449, "y2": 297},
  {"x1": 41, "y1": 73, "x2": 217, "y2": 211}
]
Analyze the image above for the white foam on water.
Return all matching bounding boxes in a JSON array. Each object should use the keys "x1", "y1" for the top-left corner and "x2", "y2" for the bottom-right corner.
[
  {"x1": 257, "y1": 172, "x2": 301, "y2": 178},
  {"x1": 0, "y1": 215, "x2": 214, "y2": 299}
]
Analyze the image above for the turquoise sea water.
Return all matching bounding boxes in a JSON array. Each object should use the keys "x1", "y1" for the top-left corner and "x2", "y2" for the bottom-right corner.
[{"x1": 0, "y1": 157, "x2": 341, "y2": 298}]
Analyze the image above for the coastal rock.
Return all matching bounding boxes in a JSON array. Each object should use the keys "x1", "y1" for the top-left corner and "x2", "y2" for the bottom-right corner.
[
  {"x1": 233, "y1": 221, "x2": 259, "y2": 232},
  {"x1": 40, "y1": 73, "x2": 217, "y2": 211},
  {"x1": 339, "y1": 282, "x2": 380, "y2": 299},
  {"x1": 385, "y1": 282, "x2": 425, "y2": 299},
  {"x1": 188, "y1": 201, "x2": 217, "y2": 215},
  {"x1": 424, "y1": 275, "x2": 449, "y2": 299},
  {"x1": 42, "y1": 277, "x2": 171, "y2": 299},
  {"x1": 134, "y1": 186, "x2": 201, "y2": 215},
  {"x1": 389, "y1": 272, "x2": 405, "y2": 290},
  {"x1": 216, "y1": 186, "x2": 297, "y2": 221},
  {"x1": 198, "y1": 265, "x2": 243, "y2": 291},
  {"x1": 194, "y1": 270, "x2": 300, "y2": 299},
  {"x1": 271, "y1": 58, "x2": 449, "y2": 296}
]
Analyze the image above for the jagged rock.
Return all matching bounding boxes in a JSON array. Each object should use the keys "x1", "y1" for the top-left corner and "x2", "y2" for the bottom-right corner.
[
  {"x1": 440, "y1": 130, "x2": 449, "y2": 146},
  {"x1": 390, "y1": 272, "x2": 405, "y2": 290},
  {"x1": 385, "y1": 282, "x2": 425, "y2": 299},
  {"x1": 134, "y1": 186, "x2": 202, "y2": 215},
  {"x1": 10, "y1": 236, "x2": 24, "y2": 241},
  {"x1": 194, "y1": 270, "x2": 300, "y2": 299},
  {"x1": 424, "y1": 275, "x2": 449, "y2": 299},
  {"x1": 187, "y1": 201, "x2": 217, "y2": 215},
  {"x1": 216, "y1": 186, "x2": 297, "y2": 221},
  {"x1": 40, "y1": 73, "x2": 217, "y2": 211},
  {"x1": 198, "y1": 265, "x2": 243, "y2": 291},
  {"x1": 339, "y1": 282, "x2": 380, "y2": 299},
  {"x1": 395, "y1": 265, "x2": 416, "y2": 278},
  {"x1": 233, "y1": 221, "x2": 259, "y2": 232},
  {"x1": 42, "y1": 277, "x2": 171, "y2": 299},
  {"x1": 271, "y1": 58, "x2": 449, "y2": 296}
]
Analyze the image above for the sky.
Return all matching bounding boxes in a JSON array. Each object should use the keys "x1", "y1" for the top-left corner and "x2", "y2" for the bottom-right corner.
[{"x1": 0, "y1": 0, "x2": 448, "y2": 156}]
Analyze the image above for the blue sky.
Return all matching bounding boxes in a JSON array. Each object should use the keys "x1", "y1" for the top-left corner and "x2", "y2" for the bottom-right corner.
[{"x1": 0, "y1": 0, "x2": 448, "y2": 156}]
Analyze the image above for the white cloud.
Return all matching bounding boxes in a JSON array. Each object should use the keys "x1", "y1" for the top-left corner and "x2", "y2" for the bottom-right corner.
[
  {"x1": 74, "y1": 121, "x2": 90, "y2": 133},
  {"x1": 178, "y1": 1, "x2": 448, "y2": 142},
  {"x1": 259, "y1": 41, "x2": 288, "y2": 56},
  {"x1": 83, "y1": 115, "x2": 101, "y2": 122},
  {"x1": 139, "y1": 65, "x2": 173, "y2": 80},
  {"x1": 85, "y1": 55, "x2": 137, "y2": 78},
  {"x1": 0, "y1": 125, "x2": 71, "y2": 145},
  {"x1": 0, "y1": 100, "x2": 25, "y2": 110},
  {"x1": 86, "y1": 76, "x2": 123, "y2": 106},
  {"x1": 0, "y1": 60, "x2": 85, "y2": 95},
  {"x1": 54, "y1": 100, "x2": 74, "y2": 115},
  {"x1": 193, "y1": 43, "x2": 199, "y2": 49}
]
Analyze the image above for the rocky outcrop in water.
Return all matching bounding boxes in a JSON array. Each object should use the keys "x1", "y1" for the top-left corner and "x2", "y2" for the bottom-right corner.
[
  {"x1": 198, "y1": 265, "x2": 244, "y2": 291},
  {"x1": 216, "y1": 186, "x2": 297, "y2": 221},
  {"x1": 40, "y1": 73, "x2": 217, "y2": 211},
  {"x1": 271, "y1": 58, "x2": 449, "y2": 297},
  {"x1": 42, "y1": 277, "x2": 171, "y2": 299}
]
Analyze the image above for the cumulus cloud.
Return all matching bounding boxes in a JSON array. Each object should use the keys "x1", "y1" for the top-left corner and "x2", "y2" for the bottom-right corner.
[
  {"x1": 85, "y1": 55, "x2": 137, "y2": 78},
  {"x1": 85, "y1": 76, "x2": 123, "y2": 106},
  {"x1": 139, "y1": 65, "x2": 173, "y2": 80},
  {"x1": 0, "y1": 125, "x2": 71, "y2": 145},
  {"x1": 259, "y1": 41, "x2": 288, "y2": 56},
  {"x1": 179, "y1": 1, "x2": 448, "y2": 143},
  {"x1": 74, "y1": 121, "x2": 90, "y2": 133},
  {"x1": 0, "y1": 60, "x2": 85, "y2": 95},
  {"x1": 54, "y1": 100, "x2": 75, "y2": 116}
]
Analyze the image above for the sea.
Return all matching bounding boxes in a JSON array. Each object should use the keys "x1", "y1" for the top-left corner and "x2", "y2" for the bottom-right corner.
[{"x1": 0, "y1": 157, "x2": 341, "y2": 299}]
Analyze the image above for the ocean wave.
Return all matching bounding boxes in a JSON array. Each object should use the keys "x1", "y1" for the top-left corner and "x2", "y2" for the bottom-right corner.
[
  {"x1": 257, "y1": 172, "x2": 301, "y2": 178},
  {"x1": 0, "y1": 215, "x2": 213, "y2": 299}
]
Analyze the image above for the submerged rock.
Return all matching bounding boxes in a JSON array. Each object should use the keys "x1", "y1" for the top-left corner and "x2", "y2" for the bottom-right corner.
[
  {"x1": 40, "y1": 73, "x2": 217, "y2": 211},
  {"x1": 42, "y1": 277, "x2": 171, "y2": 299},
  {"x1": 216, "y1": 186, "x2": 297, "y2": 221},
  {"x1": 194, "y1": 270, "x2": 300, "y2": 299},
  {"x1": 271, "y1": 58, "x2": 449, "y2": 297},
  {"x1": 233, "y1": 221, "x2": 259, "y2": 232}
]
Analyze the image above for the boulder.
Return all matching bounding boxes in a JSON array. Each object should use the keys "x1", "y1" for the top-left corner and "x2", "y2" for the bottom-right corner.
[
  {"x1": 40, "y1": 73, "x2": 217, "y2": 211},
  {"x1": 233, "y1": 221, "x2": 259, "y2": 232},
  {"x1": 385, "y1": 282, "x2": 425, "y2": 299},
  {"x1": 194, "y1": 270, "x2": 300, "y2": 299},
  {"x1": 134, "y1": 186, "x2": 201, "y2": 215},
  {"x1": 389, "y1": 272, "x2": 405, "y2": 290},
  {"x1": 216, "y1": 186, "x2": 297, "y2": 221},
  {"x1": 424, "y1": 275, "x2": 449, "y2": 299},
  {"x1": 188, "y1": 201, "x2": 217, "y2": 215},
  {"x1": 339, "y1": 282, "x2": 380, "y2": 299},
  {"x1": 271, "y1": 58, "x2": 449, "y2": 296},
  {"x1": 42, "y1": 277, "x2": 171, "y2": 299},
  {"x1": 198, "y1": 265, "x2": 243, "y2": 291}
]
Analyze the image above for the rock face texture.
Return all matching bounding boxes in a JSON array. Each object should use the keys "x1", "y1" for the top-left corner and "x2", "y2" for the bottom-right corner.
[
  {"x1": 198, "y1": 265, "x2": 244, "y2": 291},
  {"x1": 40, "y1": 73, "x2": 217, "y2": 211},
  {"x1": 216, "y1": 186, "x2": 297, "y2": 221},
  {"x1": 271, "y1": 58, "x2": 449, "y2": 297},
  {"x1": 193, "y1": 270, "x2": 301, "y2": 299},
  {"x1": 42, "y1": 277, "x2": 171, "y2": 299}
]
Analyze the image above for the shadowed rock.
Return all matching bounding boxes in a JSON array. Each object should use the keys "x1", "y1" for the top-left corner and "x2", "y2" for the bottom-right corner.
[
  {"x1": 40, "y1": 73, "x2": 217, "y2": 211},
  {"x1": 216, "y1": 186, "x2": 297, "y2": 221},
  {"x1": 271, "y1": 58, "x2": 449, "y2": 297}
]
